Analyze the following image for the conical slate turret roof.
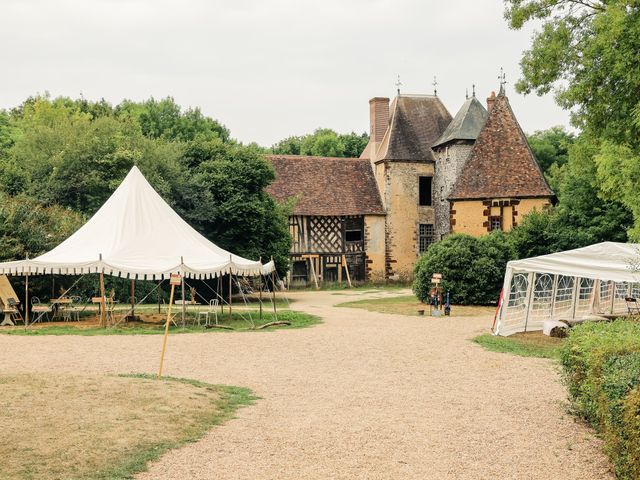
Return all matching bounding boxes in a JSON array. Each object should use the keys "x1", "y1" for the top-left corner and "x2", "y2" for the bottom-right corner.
[
  {"x1": 448, "y1": 93, "x2": 553, "y2": 201},
  {"x1": 432, "y1": 96, "x2": 488, "y2": 148}
]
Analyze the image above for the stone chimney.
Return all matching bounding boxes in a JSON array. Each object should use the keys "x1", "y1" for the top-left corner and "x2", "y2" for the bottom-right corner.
[
  {"x1": 369, "y1": 97, "x2": 390, "y2": 143},
  {"x1": 487, "y1": 91, "x2": 496, "y2": 111}
]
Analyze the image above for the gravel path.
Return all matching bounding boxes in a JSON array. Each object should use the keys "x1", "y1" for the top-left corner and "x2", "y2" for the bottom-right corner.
[{"x1": 0, "y1": 290, "x2": 612, "y2": 479}]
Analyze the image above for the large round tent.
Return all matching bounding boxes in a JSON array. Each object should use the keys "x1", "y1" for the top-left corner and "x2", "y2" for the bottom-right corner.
[
  {"x1": 0, "y1": 166, "x2": 274, "y2": 279},
  {"x1": 0, "y1": 166, "x2": 275, "y2": 330},
  {"x1": 494, "y1": 242, "x2": 640, "y2": 336}
]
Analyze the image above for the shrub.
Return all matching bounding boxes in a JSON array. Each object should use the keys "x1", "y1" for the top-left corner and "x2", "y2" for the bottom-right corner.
[
  {"x1": 412, "y1": 232, "x2": 515, "y2": 305},
  {"x1": 560, "y1": 320, "x2": 640, "y2": 478}
]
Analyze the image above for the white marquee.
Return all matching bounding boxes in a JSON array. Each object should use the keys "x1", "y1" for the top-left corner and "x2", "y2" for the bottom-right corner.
[
  {"x1": 494, "y1": 242, "x2": 640, "y2": 336},
  {"x1": 0, "y1": 166, "x2": 274, "y2": 279}
]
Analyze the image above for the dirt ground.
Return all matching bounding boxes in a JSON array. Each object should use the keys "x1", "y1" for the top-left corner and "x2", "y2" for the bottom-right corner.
[
  {"x1": 0, "y1": 374, "x2": 223, "y2": 479},
  {"x1": 0, "y1": 289, "x2": 613, "y2": 479}
]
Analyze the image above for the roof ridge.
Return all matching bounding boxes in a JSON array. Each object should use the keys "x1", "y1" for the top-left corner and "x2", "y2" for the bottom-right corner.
[{"x1": 266, "y1": 154, "x2": 364, "y2": 161}]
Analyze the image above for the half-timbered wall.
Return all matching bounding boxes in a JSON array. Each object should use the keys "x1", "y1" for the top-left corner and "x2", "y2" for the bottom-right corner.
[{"x1": 288, "y1": 215, "x2": 366, "y2": 284}]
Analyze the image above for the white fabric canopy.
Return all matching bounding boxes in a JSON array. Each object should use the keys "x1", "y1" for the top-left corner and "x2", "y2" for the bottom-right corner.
[
  {"x1": 0, "y1": 166, "x2": 275, "y2": 279},
  {"x1": 495, "y1": 242, "x2": 640, "y2": 336}
]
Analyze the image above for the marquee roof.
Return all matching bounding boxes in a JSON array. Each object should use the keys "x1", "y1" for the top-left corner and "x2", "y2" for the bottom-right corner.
[
  {"x1": 505, "y1": 242, "x2": 640, "y2": 283},
  {"x1": 0, "y1": 167, "x2": 273, "y2": 279}
]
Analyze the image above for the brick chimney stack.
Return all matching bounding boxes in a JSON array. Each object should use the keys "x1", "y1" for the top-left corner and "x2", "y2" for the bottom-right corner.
[
  {"x1": 369, "y1": 97, "x2": 390, "y2": 143},
  {"x1": 487, "y1": 91, "x2": 496, "y2": 111}
]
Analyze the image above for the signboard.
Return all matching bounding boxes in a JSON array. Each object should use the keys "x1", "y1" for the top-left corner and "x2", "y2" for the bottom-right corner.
[{"x1": 170, "y1": 274, "x2": 182, "y2": 286}]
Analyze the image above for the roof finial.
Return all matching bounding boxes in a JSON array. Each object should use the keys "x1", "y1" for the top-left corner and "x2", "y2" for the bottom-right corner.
[
  {"x1": 395, "y1": 74, "x2": 402, "y2": 95},
  {"x1": 465, "y1": 88, "x2": 469, "y2": 100},
  {"x1": 498, "y1": 67, "x2": 507, "y2": 94},
  {"x1": 472, "y1": 83, "x2": 476, "y2": 97},
  {"x1": 432, "y1": 75, "x2": 438, "y2": 96}
]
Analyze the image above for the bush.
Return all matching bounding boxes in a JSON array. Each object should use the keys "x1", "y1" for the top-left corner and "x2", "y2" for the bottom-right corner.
[
  {"x1": 412, "y1": 232, "x2": 515, "y2": 305},
  {"x1": 560, "y1": 320, "x2": 640, "y2": 478}
]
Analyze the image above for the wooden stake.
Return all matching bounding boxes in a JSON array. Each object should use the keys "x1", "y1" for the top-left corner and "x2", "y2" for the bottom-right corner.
[
  {"x1": 342, "y1": 255, "x2": 352, "y2": 288},
  {"x1": 158, "y1": 282, "x2": 176, "y2": 378}
]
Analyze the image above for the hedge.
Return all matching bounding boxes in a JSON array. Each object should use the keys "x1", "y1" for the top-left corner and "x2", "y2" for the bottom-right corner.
[{"x1": 560, "y1": 320, "x2": 640, "y2": 478}]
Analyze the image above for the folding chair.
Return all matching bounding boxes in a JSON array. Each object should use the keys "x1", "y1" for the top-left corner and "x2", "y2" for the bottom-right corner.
[
  {"x1": 626, "y1": 297, "x2": 640, "y2": 315},
  {"x1": 197, "y1": 299, "x2": 219, "y2": 326},
  {"x1": 31, "y1": 297, "x2": 52, "y2": 323}
]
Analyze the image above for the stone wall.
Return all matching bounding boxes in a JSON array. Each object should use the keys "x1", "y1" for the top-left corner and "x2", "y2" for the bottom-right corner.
[
  {"x1": 432, "y1": 141, "x2": 474, "y2": 240},
  {"x1": 450, "y1": 197, "x2": 551, "y2": 235},
  {"x1": 364, "y1": 215, "x2": 386, "y2": 281},
  {"x1": 381, "y1": 161, "x2": 435, "y2": 280}
]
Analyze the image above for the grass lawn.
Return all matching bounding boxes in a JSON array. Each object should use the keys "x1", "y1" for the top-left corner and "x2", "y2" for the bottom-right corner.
[
  {"x1": 0, "y1": 310, "x2": 320, "y2": 336},
  {"x1": 473, "y1": 331, "x2": 563, "y2": 359},
  {"x1": 336, "y1": 294, "x2": 495, "y2": 317},
  {"x1": 0, "y1": 373, "x2": 255, "y2": 480}
]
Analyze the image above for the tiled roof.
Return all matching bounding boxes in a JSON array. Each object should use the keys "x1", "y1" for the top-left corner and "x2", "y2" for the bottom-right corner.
[
  {"x1": 432, "y1": 96, "x2": 488, "y2": 148},
  {"x1": 266, "y1": 155, "x2": 385, "y2": 216},
  {"x1": 376, "y1": 95, "x2": 452, "y2": 162},
  {"x1": 448, "y1": 93, "x2": 554, "y2": 201}
]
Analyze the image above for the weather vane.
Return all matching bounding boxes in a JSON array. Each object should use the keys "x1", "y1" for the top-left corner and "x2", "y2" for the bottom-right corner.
[
  {"x1": 432, "y1": 76, "x2": 438, "y2": 96},
  {"x1": 498, "y1": 67, "x2": 507, "y2": 93},
  {"x1": 472, "y1": 83, "x2": 476, "y2": 97},
  {"x1": 395, "y1": 75, "x2": 402, "y2": 95}
]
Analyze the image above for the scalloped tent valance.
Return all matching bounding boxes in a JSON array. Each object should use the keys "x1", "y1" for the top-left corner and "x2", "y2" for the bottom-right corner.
[{"x1": 0, "y1": 166, "x2": 274, "y2": 279}]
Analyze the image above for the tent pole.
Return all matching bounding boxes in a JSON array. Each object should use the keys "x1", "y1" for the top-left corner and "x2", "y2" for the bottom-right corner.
[
  {"x1": 157, "y1": 281, "x2": 161, "y2": 314},
  {"x1": 271, "y1": 256, "x2": 277, "y2": 319},
  {"x1": 229, "y1": 255, "x2": 233, "y2": 321},
  {"x1": 24, "y1": 270, "x2": 29, "y2": 327},
  {"x1": 99, "y1": 271, "x2": 106, "y2": 328},
  {"x1": 181, "y1": 275, "x2": 186, "y2": 328},
  {"x1": 158, "y1": 282, "x2": 176, "y2": 378},
  {"x1": 523, "y1": 272, "x2": 535, "y2": 333},
  {"x1": 259, "y1": 257, "x2": 263, "y2": 323},
  {"x1": 130, "y1": 278, "x2": 135, "y2": 320}
]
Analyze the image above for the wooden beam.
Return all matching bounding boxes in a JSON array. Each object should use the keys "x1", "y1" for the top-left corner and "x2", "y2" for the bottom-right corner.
[
  {"x1": 308, "y1": 257, "x2": 319, "y2": 290},
  {"x1": 342, "y1": 255, "x2": 352, "y2": 288},
  {"x1": 24, "y1": 271, "x2": 29, "y2": 327},
  {"x1": 158, "y1": 282, "x2": 176, "y2": 378},
  {"x1": 99, "y1": 271, "x2": 107, "y2": 328}
]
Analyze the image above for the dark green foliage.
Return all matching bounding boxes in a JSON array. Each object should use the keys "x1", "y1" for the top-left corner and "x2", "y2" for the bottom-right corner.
[
  {"x1": 271, "y1": 128, "x2": 368, "y2": 158},
  {"x1": 0, "y1": 94, "x2": 291, "y2": 278},
  {"x1": 560, "y1": 320, "x2": 640, "y2": 478},
  {"x1": 527, "y1": 126, "x2": 574, "y2": 174},
  {"x1": 412, "y1": 232, "x2": 515, "y2": 305}
]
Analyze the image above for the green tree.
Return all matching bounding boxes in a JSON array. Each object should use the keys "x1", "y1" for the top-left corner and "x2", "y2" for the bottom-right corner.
[
  {"x1": 116, "y1": 97, "x2": 230, "y2": 143},
  {"x1": 271, "y1": 129, "x2": 368, "y2": 157},
  {"x1": 528, "y1": 126, "x2": 574, "y2": 174},
  {"x1": 413, "y1": 233, "x2": 515, "y2": 305},
  {"x1": 505, "y1": 1, "x2": 640, "y2": 144}
]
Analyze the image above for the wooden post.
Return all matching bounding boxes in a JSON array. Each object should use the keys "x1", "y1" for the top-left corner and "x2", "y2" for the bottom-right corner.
[
  {"x1": 308, "y1": 256, "x2": 319, "y2": 290},
  {"x1": 271, "y1": 257, "x2": 277, "y2": 319},
  {"x1": 157, "y1": 281, "x2": 161, "y2": 314},
  {"x1": 24, "y1": 270, "x2": 29, "y2": 327},
  {"x1": 158, "y1": 281, "x2": 176, "y2": 378},
  {"x1": 341, "y1": 255, "x2": 352, "y2": 288}
]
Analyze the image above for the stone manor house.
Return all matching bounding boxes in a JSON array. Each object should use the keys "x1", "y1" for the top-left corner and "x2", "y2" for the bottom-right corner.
[{"x1": 266, "y1": 86, "x2": 553, "y2": 285}]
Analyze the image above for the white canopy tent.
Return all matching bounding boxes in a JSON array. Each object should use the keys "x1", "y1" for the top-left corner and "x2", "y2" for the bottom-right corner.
[
  {"x1": 494, "y1": 242, "x2": 640, "y2": 336},
  {"x1": 0, "y1": 166, "x2": 274, "y2": 279}
]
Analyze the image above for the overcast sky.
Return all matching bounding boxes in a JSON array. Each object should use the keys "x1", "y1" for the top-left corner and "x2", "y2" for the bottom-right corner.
[{"x1": 1, "y1": 0, "x2": 570, "y2": 146}]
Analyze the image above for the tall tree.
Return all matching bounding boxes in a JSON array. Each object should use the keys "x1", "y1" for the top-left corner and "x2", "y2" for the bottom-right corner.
[
  {"x1": 527, "y1": 126, "x2": 574, "y2": 175},
  {"x1": 272, "y1": 129, "x2": 368, "y2": 158}
]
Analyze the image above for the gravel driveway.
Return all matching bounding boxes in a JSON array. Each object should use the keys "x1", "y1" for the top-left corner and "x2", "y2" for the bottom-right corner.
[{"x1": 0, "y1": 290, "x2": 613, "y2": 479}]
